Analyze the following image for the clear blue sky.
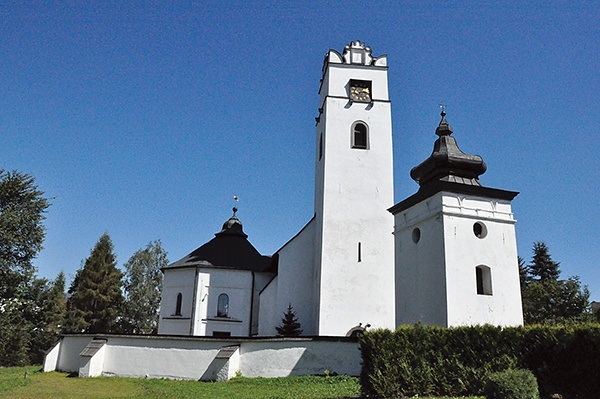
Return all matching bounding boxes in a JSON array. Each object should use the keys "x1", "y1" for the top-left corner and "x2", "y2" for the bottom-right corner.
[{"x1": 1, "y1": 2, "x2": 598, "y2": 302}]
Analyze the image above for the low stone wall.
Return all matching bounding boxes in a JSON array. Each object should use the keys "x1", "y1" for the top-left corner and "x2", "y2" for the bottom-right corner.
[{"x1": 43, "y1": 334, "x2": 361, "y2": 381}]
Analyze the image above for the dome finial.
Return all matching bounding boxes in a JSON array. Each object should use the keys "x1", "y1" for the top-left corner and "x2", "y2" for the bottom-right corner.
[
  {"x1": 436, "y1": 103, "x2": 453, "y2": 136},
  {"x1": 233, "y1": 195, "x2": 239, "y2": 215}
]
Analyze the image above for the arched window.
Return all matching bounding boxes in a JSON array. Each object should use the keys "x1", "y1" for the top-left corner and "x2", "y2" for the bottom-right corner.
[
  {"x1": 476, "y1": 266, "x2": 493, "y2": 295},
  {"x1": 175, "y1": 293, "x2": 183, "y2": 316},
  {"x1": 352, "y1": 122, "x2": 368, "y2": 149},
  {"x1": 217, "y1": 293, "x2": 229, "y2": 317}
]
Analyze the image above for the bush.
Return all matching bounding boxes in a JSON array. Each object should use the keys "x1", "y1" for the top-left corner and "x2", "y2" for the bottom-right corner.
[
  {"x1": 360, "y1": 324, "x2": 600, "y2": 398},
  {"x1": 483, "y1": 369, "x2": 539, "y2": 399}
]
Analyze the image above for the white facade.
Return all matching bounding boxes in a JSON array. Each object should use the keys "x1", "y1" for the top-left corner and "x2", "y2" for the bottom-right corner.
[
  {"x1": 310, "y1": 42, "x2": 396, "y2": 335},
  {"x1": 393, "y1": 190, "x2": 523, "y2": 327},
  {"x1": 159, "y1": 266, "x2": 274, "y2": 337},
  {"x1": 157, "y1": 41, "x2": 523, "y2": 340},
  {"x1": 44, "y1": 334, "x2": 361, "y2": 380}
]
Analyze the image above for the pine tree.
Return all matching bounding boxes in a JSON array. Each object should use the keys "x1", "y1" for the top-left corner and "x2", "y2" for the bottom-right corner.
[
  {"x1": 122, "y1": 240, "x2": 167, "y2": 334},
  {"x1": 518, "y1": 256, "x2": 529, "y2": 289},
  {"x1": 521, "y1": 241, "x2": 591, "y2": 325},
  {"x1": 275, "y1": 303, "x2": 303, "y2": 337},
  {"x1": 528, "y1": 241, "x2": 560, "y2": 282},
  {"x1": 25, "y1": 275, "x2": 66, "y2": 364},
  {"x1": 65, "y1": 233, "x2": 124, "y2": 333}
]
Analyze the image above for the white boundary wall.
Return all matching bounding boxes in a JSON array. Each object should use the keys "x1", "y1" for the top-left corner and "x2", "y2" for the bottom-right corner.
[{"x1": 44, "y1": 334, "x2": 361, "y2": 381}]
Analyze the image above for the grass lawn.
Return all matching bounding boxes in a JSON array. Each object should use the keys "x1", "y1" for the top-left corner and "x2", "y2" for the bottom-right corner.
[{"x1": 0, "y1": 366, "x2": 482, "y2": 399}]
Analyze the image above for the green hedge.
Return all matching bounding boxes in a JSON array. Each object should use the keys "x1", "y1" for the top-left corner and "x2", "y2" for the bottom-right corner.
[
  {"x1": 483, "y1": 368, "x2": 539, "y2": 399},
  {"x1": 360, "y1": 324, "x2": 600, "y2": 398}
]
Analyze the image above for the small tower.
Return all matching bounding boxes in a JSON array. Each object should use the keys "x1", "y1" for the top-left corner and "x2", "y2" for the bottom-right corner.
[
  {"x1": 312, "y1": 41, "x2": 396, "y2": 334},
  {"x1": 389, "y1": 110, "x2": 523, "y2": 327}
]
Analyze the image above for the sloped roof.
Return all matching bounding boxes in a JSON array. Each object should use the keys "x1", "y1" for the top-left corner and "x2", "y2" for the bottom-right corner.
[{"x1": 163, "y1": 208, "x2": 274, "y2": 272}]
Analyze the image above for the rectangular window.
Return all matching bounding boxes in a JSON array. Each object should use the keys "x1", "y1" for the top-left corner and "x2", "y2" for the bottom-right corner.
[
  {"x1": 476, "y1": 266, "x2": 493, "y2": 295},
  {"x1": 212, "y1": 331, "x2": 231, "y2": 337}
]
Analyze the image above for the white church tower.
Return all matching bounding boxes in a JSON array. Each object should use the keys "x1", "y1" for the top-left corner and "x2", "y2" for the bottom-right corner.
[
  {"x1": 311, "y1": 41, "x2": 396, "y2": 334},
  {"x1": 389, "y1": 110, "x2": 524, "y2": 327}
]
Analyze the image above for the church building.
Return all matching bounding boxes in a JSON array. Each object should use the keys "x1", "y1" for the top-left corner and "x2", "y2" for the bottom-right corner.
[{"x1": 157, "y1": 41, "x2": 524, "y2": 338}]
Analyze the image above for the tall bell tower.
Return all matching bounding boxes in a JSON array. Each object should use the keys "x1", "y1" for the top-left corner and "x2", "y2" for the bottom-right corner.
[{"x1": 312, "y1": 41, "x2": 396, "y2": 335}]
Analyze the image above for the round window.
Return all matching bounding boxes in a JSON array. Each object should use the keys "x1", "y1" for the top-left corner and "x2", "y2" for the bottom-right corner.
[
  {"x1": 473, "y1": 222, "x2": 487, "y2": 238},
  {"x1": 412, "y1": 228, "x2": 421, "y2": 243}
]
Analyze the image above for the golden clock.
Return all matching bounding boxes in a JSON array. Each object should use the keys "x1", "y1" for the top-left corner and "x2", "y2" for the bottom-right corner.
[{"x1": 349, "y1": 80, "x2": 371, "y2": 102}]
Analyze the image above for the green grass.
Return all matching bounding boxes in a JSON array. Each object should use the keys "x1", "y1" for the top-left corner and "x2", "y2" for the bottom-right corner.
[
  {"x1": 0, "y1": 366, "x2": 482, "y2": 399},
  {"x1": 0, "y1": 366, "x2": 360, "y2": 399}
]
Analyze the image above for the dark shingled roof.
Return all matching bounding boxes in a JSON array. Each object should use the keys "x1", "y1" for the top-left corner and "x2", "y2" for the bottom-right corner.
[
  {"x1": 163, "y1": 208, "x2": 274, "y2": 272},
  {"x1": 410, "y1": 111, "x2": 487, "y2": 188},
  {"x1": 389, "y1": 110, "x2": 518, "y2": 215}
]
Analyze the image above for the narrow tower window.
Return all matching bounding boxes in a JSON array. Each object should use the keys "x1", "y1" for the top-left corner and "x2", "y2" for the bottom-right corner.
[
  {"x1": 476, "y1": 266, "x2": 493, "y2": 295},
  {"x1": 358, "y1": 242, "x2": 362, "y2": 262},
  {"x1": 217, "y1": 293, "x2": 229, "y2": 317},
  {"x1": 352, "y1": 122, "x2": 369, "y2": 149},
  {"x1": 319, "y1": 133, "x2": 323, "y2": 160},
  {"x1": 175, "y1": 293, "x2": 183, "y2": 316}
]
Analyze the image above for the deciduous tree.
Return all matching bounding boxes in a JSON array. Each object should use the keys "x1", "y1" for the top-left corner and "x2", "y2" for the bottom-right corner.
[
  {"x1": 521, "y1": 241, "x2": 591, "y2": 325},
  {"x1": 122, "y1": 240, "x2": 167, "y2": 334},
  {"x1": 0, "y1": 170, "x2": 50, "y2": 297},
  {"x1": 0, "y1": 170, "x2": 50, "y2": 366}
]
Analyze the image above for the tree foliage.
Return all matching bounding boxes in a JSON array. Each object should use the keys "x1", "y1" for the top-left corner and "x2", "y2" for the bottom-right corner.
[
  {"x1": 0, "y1": 170, "x2": 50, "y2": 296},
  {"x1": 121, "y1": 240, "x2": 167, "y2": 334},
  {"x1": 64, "y1": 233, "x2": 124, "y2": 333},
  {"x1": 521, "y1": 241, "x2": 591, "y2": 325},
  {"x1": 0, "y1": 170, "x2": 53, "y2": 366},
  {"x1": 276, "y1": 303, "x2": 303, "y2": 336},
  {"x1": 528, "y1": 241, "x2": 560, "y2": 282}
]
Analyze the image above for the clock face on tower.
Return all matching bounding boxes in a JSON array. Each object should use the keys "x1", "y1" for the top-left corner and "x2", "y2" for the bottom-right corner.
[{"x1": 349, "y1": 80, "x2": 371, "y2": 102}]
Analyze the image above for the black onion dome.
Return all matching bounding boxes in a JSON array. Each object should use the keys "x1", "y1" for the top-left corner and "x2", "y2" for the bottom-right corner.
[
  {"x1": 215, "y1": 206, "x2": 247, "y2": 238},
  {"x1": 410, "y1": 111, "x2": 487, "y2": 188}
]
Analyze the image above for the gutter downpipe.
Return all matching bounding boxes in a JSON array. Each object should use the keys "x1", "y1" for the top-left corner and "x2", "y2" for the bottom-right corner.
[
  {"x1": 189, "y1": 267, "x2": 199, "y2": 335},
  {"x1": 249, "y1": 271, "x2": 256, "y2": 336}
]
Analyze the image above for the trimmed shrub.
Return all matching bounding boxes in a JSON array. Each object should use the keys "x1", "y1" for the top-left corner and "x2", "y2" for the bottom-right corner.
[
  {"x1": 360, "y1": 324, "x2": 600, "y2": 398},
  {"x1": 483, "y1": 368, "x2": 539, "y2": 399}
]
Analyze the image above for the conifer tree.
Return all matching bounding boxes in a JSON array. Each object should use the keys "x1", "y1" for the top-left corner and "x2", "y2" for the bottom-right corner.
[
  {"x1": 122, "y1": 240, "x2": 167, "y2": 334},
  {"x1": 528, "y1": 241, "x2": 560, "y2": 282},
  {"x1": 26, "y1": 274, "x2": 66, "y2": 364},
  {"x1": 521, "y1": 241, "x2": 591, "y2": 325},
  {"x1": 275, "y1": 303, "x2": 303, "y2": 337},
  {"x1": 65, "y1": 233, "x2": 124, "y2": 333}
]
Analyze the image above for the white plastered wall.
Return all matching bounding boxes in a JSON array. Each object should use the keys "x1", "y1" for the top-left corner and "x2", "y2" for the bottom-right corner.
[
  {"x1": 158, "y1": 268, "x2": 196, "y2": 335},
  {"x1": 45, "y1": 335, "x2": 361, "y2": 380},
  {"x1": 394, "y1": 195, "x2": 448, "y2": 326},
  {"x1": 272, "y1": 219, "x2": 316, "y2": 335},
  {"x1": 313, "y1": 58, "x2": 396, "y2": 335},
  {"x1": 196, "y1": 268, "x2": 253, "y2": 337},
  {"x1": 258, "y1": 277, "x2": 278, "y2": 336},
  {"x1": 393, "y1": 191, "x2": 523, "y2": 327},
  {"x1": 441, "y1": 194, "x2": 523, "y2": 326}
]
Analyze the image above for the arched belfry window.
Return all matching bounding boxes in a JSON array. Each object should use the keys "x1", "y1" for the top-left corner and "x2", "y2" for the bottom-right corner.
[
  {"x1": 175, "y1": 293, "x2": 183, "y2": 316},
  {"x1": 217, "y1": 293, "x2": 229, "y2": 317},
  {"x1": 352, "y1": 121, "x2": 369, "y2": 149},
  {"x1": 476, "y1": 266, "x2": 493, "y2": 296}
]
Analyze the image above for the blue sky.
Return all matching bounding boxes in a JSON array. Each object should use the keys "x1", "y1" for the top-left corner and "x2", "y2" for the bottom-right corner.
[{"x1": 1, "y1": 2, "x2": 598, "y2": 302}]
